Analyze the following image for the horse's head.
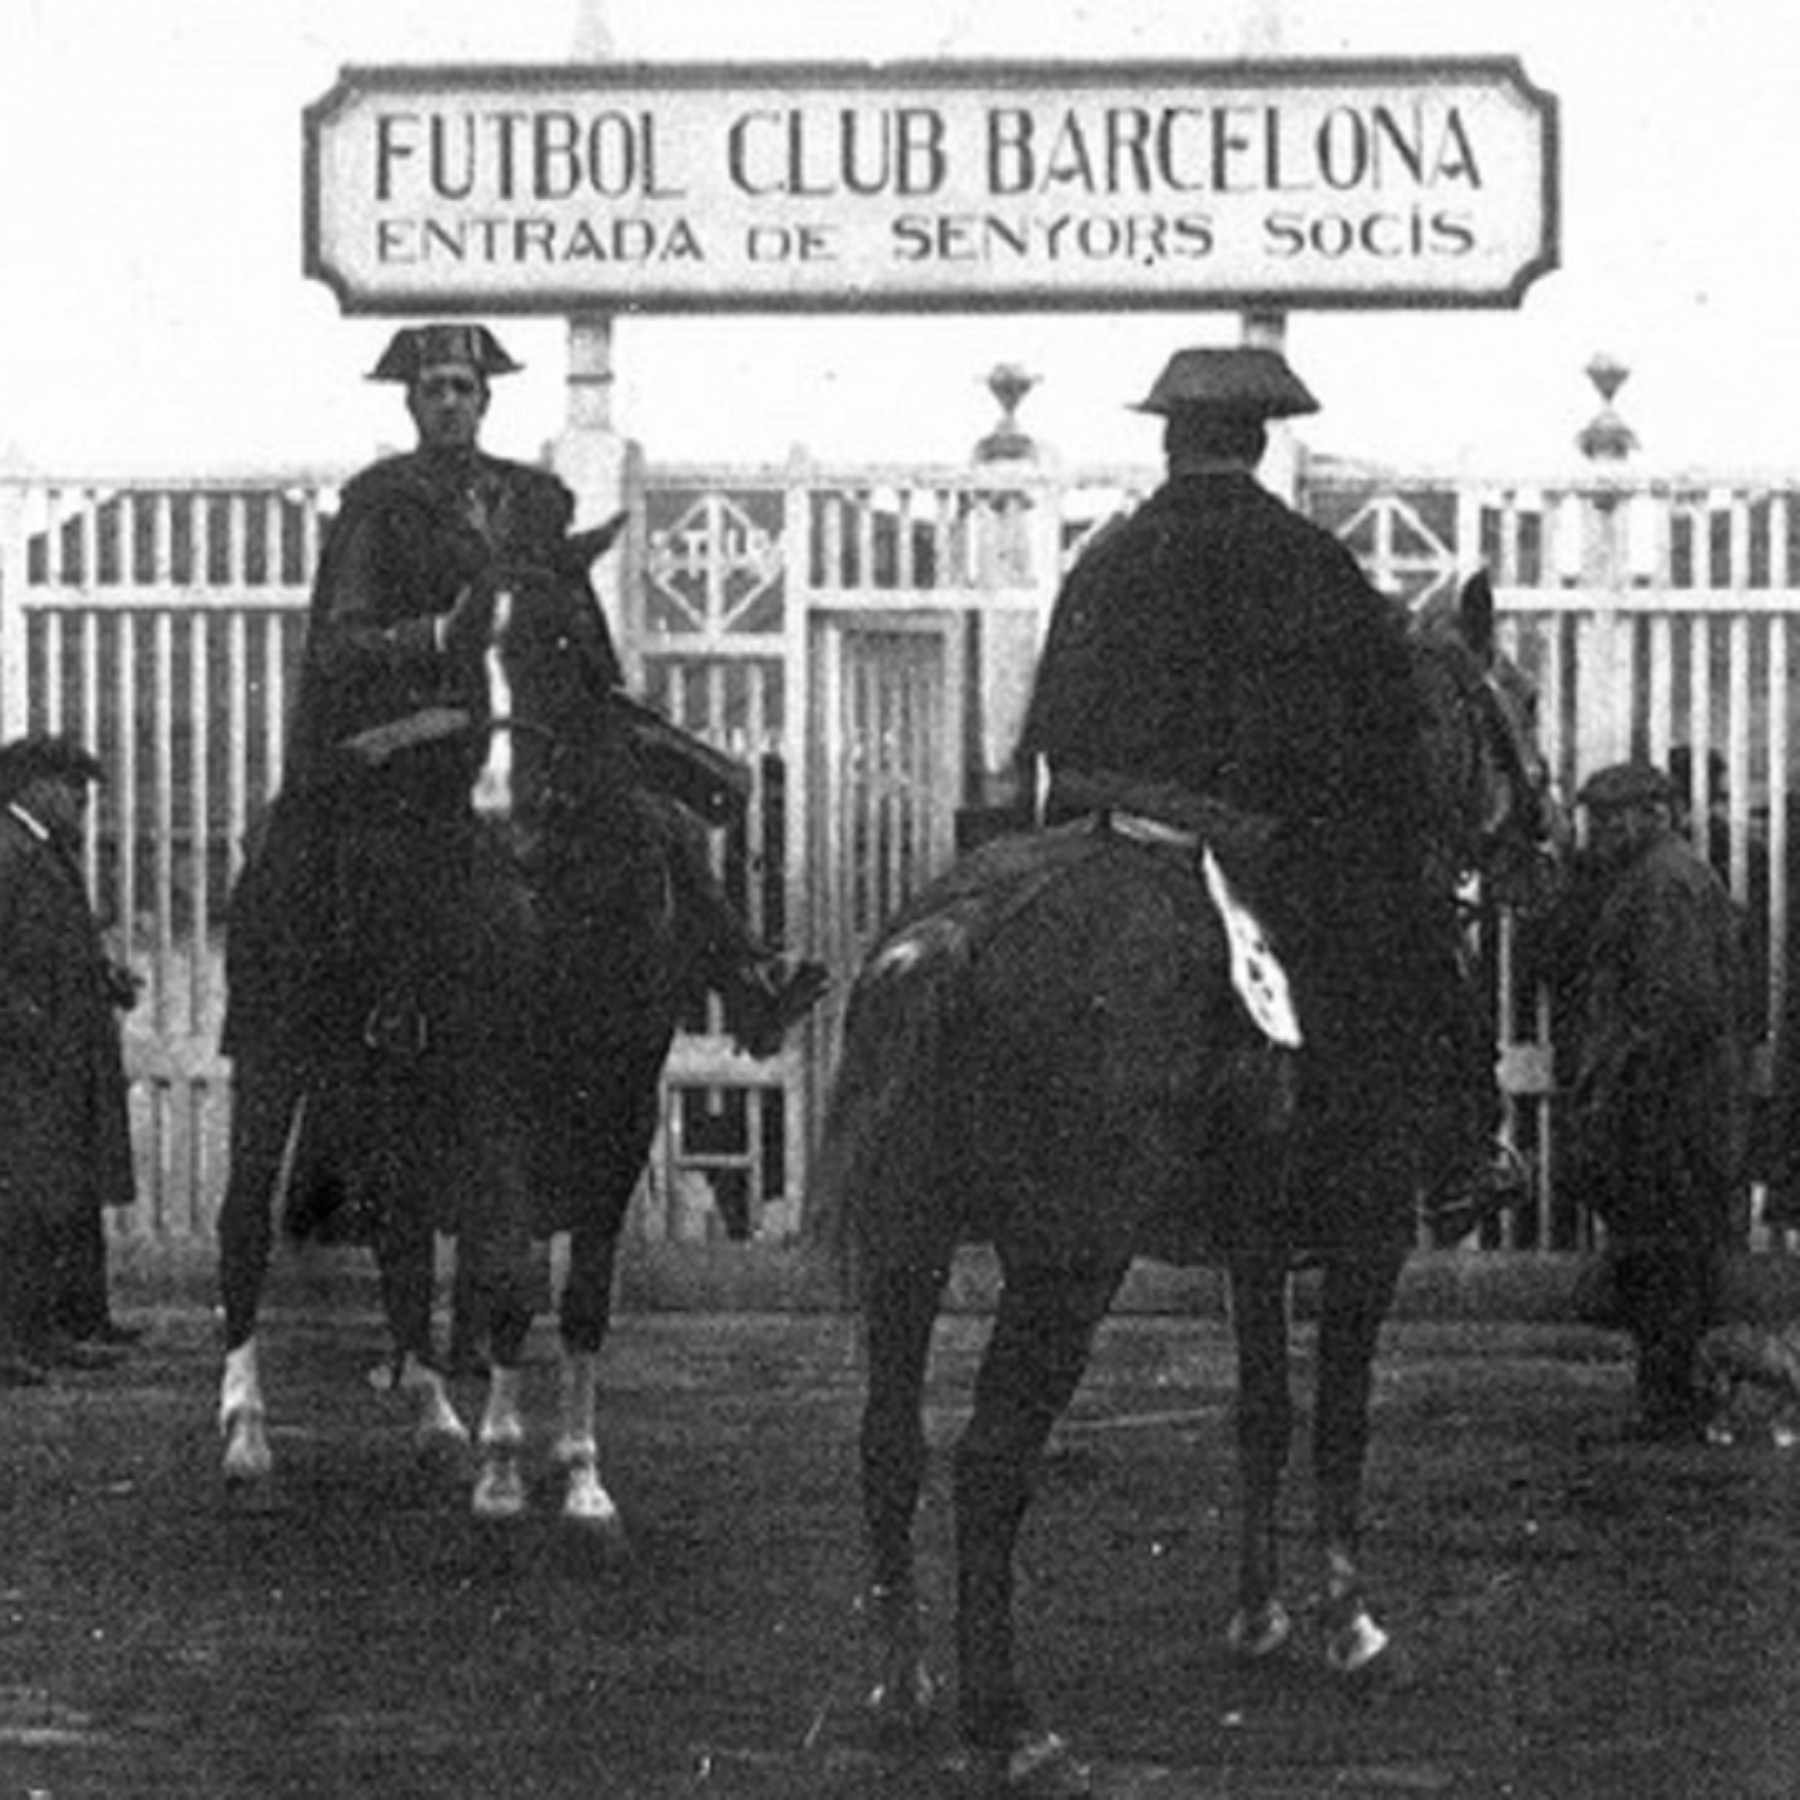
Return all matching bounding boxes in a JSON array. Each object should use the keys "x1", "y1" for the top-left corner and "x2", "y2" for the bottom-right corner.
[
  {"x1": 445, "y1": 512, "x2": 632, "y2": 852},
  {"x1": 1409, "y1": 571, "x2": 1564, "y2": 913}
]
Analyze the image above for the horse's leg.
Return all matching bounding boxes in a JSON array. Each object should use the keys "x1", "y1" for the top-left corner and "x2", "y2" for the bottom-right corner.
[
  {"x1": 953, "y1": 1258, "x2": 1125, "y2": 1775},
  {"x1": 471, "y1": 1129, "x2": 540, "y2": 1521},
  {"x1": 859, "y1": 1254, "x2": 951, "y2": 1735},
  {"x1": 1313, "y1": 1243, "x2": 1406, "y2": 1674},
  {"x1": 552, "y1": 1215, "x2": 624, "y2": 1535},
  {"x1": 1225, "y1": 1252, "x2": 1296, "y2": 1659},
  {"x1": 374, "y1": 1171, "x2": 468, "y2": 1459},
  {"x1": 216, "y1": 1054, "x2": 295, "y2": 1484}
]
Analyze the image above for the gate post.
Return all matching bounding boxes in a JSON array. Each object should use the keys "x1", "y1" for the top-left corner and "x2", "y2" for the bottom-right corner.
[
  {"x1": 0, "y1": 475, "x2": 29, "y2": 737},
  {"x1": 1577, "y1": 356, "x2": 1640, "y2": 770}
]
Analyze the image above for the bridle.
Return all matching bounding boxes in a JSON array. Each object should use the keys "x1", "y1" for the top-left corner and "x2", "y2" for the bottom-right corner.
[{"x1": 1416, "y1": 622, "x2": 1556, "y2": 910}]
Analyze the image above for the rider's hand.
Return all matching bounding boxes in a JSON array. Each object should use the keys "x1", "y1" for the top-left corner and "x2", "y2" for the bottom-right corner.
[{"x1": 436, "y1": 584, "x2": 487, "y2": 659}]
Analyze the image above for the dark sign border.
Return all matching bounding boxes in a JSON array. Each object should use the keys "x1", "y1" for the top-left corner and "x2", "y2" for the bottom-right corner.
[{"x1": 303, "y1": 56, "x2": 1560, "y2": 316}]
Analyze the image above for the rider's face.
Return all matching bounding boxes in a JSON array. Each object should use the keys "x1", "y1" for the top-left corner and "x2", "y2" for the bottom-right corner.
[{"x1": 407, "y1": 362, "x2": 489, "y2": 452}]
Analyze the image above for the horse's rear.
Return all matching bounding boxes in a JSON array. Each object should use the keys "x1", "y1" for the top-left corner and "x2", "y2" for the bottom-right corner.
[
  {"x1": 817, "y1": 820, "x2": 1249, "y2": 1280},
  {"x1": 818, "y1": 818, "x2": 1303, "y2": 1769}
]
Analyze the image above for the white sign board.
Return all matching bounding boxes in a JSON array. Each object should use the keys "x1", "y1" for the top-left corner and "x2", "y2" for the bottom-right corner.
[{"x1": 304, "y1": 58, "x2": 1559, "y2": 315}]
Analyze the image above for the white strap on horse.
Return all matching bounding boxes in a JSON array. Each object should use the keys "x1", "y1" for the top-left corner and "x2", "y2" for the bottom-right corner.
[{"x1": 1202, "y1": 845, "x2": 1303, "y2": 1049}]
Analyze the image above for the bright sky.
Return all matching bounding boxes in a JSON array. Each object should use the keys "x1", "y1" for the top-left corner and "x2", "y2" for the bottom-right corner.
[{"x1": 3, "y1": 0, "x2": 1797, "y2": 479}]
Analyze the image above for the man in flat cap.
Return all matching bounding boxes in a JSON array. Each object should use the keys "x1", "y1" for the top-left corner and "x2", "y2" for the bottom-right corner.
[
  {"x1": 1540, "y1": 760, "x2": 1749, "y2": 1440},
  {"x1": 1019, "y1": 344, "x2": 1510, "y2": 1241},
  {"x1": 0, "y1": 735, "x2": 139, "y2": 1385}
]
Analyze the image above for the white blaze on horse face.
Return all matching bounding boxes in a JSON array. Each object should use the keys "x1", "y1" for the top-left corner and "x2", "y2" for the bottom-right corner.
[{"x1": 472, "y1": 591, "x2": 515, "y2": 822}]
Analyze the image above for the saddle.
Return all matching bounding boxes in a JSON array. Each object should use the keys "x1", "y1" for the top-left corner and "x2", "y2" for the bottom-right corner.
[{"x1": 1047, "y1": 768, "x2": 1300, "y2": 1047}]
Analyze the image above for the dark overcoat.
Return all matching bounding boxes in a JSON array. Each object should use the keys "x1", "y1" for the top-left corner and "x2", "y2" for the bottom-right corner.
[
  {"x1": 287, "y1": 448, "x2": 620, "y2": 783},
  {"x1": 1551, "y1": 830, "x2": 1748, "y2": 1244},
  {"x1": 1018, "y1": 469, "x2": 1433, "y2": 1062},
  {"x1": 0, "y1": 807, "x2": 135, "y2": 1226},
  {"x1": 221, "y1": 449, "x2": 621, "y2": 1061}
]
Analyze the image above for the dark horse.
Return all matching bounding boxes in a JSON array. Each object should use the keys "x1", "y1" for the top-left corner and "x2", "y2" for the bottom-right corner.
[
  {"x1": 216, "y1": 530, "x2": 688, "y2": 1526},
  {"x1": 811, "y1": 573, "x2": 1558, "y2": 1790}
]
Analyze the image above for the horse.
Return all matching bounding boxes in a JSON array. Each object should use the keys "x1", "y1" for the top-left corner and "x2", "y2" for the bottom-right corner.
[
  {"x1": 810, "y1": 571, "x2": 1559, "y2": 1791},
  {"x1": 215, "y1": 527, "x2": 690, "y2": 1528}
]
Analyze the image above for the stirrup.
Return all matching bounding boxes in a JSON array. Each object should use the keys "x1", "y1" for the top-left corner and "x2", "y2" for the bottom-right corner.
[
  {"x1": 1422, "y1": 1138, "x2": 1529, "y2": 1244},
  {"x1": 727, "y1": 956, "x2": 829, "y2": 1058},
  {"x1": 362, "y1": 997, "x2": 430, "y2": 1057}
]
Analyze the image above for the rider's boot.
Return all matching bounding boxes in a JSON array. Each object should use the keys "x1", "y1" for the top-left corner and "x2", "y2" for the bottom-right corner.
[
  {"x1": 1418, "y1": 1086, "x2": 1529, "y2": 1245},
  {"x1": 719, "y1": 949, "x2": 830, "y2": 1058}
]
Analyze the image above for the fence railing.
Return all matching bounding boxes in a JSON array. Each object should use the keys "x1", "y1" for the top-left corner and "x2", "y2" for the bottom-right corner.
[{"x1": 8, "y1": 457, "x2": 1800, "y2": 1256}]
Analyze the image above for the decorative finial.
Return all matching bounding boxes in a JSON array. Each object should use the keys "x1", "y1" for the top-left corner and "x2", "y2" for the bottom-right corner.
[
  {"x1": 1577, "y1": 353, "x2": 1638, "y2": 462},
  {"x1": 974, "y1": 363, "x2": 1040, "y2": 465}
]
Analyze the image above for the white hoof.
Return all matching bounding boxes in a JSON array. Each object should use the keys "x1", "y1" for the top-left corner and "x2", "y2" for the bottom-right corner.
[
  {"x1": 1324, "y1": 1607, "x2": 1391, "y2": 1675},
  {"x1": 402, "y1": 1365, "x2": 471, "y2": 1455},
  {"x1": 561, "y1": 1459, "x2": 623, "y2": 1534},
  {"x1": 1227, "y1": 1599, "x2": 1293, "y2": 1660},
  {"x1": 866, "y1": 1656, "x2": 935, "y2": 1734},
  {"x1": 473, "y1": 1450, "x2": 528, "y2": 1520},
  {"x1": 222, "y1": 1408, "x2": 274, "y2": 1485}
]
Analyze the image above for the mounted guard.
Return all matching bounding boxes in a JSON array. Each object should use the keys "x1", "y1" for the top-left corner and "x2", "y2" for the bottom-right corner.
[
  {"x1": 216, "y1": 324, "x2": 825, "y2": 1489},
  {"x1": 1018, "y1": 344, "x2": 1525, "y2": 1240}
]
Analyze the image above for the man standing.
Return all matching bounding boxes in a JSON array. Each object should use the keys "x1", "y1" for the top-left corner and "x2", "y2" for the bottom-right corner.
[
  {"x1": 0, "y1": 736, "x2": 138, "y2": 1385},
  {"x1": 1548, "y1": 762, "x2": 1749, "y2": 1441},
  {"x1": 1018, "y1": 344, "x2": 1511, "y2": 1234}
]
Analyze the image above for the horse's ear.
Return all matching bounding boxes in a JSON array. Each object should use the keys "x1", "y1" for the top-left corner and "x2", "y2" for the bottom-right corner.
[
  {"x1": 1459, "y1": 570, "x2": 1497, "y2": 663},
  {"x1": 565, "y1": 510, "x2": 629, "y2": 571}
]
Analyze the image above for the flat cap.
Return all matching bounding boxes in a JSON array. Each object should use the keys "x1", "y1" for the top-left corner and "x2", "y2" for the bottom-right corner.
[
  {"x1": 0, "y1": 733, "x2": 104, "y2": 801},
  {"x1": 367, "y1": 323, "x2": 522, "y2": 384},
  {"x1": 1577, "y1": 761, "x2": 1674, "y2": 810},
  {"x1": 1132, "y1": 346, "x2": 1320, "y2": 420}
]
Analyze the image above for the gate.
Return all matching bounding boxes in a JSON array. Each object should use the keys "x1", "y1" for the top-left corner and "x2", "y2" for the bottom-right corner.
[{"x1": 7, "y1": 453, "x2": 1800, "y2": 1257}]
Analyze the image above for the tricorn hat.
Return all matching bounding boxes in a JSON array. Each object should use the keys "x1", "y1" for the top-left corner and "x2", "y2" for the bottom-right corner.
[
  {"x1": 0, "y1": 733, "x2": 104, "y2": 802},
  {"x1": 1132, "y1": 346, "x2": 1320, "y2": 420},
  {"x1": 367, "y1": 323, "x2": 522, "y2": 384},
  {"x1": 1577, "y1": 761, "x2": 1674, "y2": 811}
]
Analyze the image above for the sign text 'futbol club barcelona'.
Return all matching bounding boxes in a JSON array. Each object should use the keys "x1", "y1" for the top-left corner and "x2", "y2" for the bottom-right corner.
[{"x1": 305, "y1": 59, "x2": 1559, "y2": 315}]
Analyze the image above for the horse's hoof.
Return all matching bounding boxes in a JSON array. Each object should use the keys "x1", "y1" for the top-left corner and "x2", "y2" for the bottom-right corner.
[
  {"x1": 967, "y1": 1729, "x2": 1091, "y2": 1798},
  {"x1": 473, "y1": 1455, "x2": 528, "y2": 1521},
  {"x1": 221, "y1": 1410, "x2": 274, "y2": 1485},
  {"x1": 1227, "y1": 1598, "x2": 1293, "y2": 1660},
  {"x1": 414, "y1": 1420, "x2": 473, "y2": 1476},
  {"x1": 561, "y1": 1465, "x2": 625, "y2": 1537},
  {"x1": 1323, "y1": 1606, "x2": 1391, "y2": 1676},
  {"x1": 865, "y1": 1658, "x2": 936, "y2": 1740}
]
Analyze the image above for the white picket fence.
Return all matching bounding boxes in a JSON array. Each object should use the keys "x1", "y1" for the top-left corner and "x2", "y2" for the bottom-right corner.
[{"x1": 4, "y1": 456, "x2": 1800, "y2": 1255}]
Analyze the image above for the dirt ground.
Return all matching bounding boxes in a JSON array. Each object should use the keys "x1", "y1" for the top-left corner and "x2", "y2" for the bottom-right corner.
[{"x1": 4, "y1": 1259, "x2": 1800, "y2": 1799}]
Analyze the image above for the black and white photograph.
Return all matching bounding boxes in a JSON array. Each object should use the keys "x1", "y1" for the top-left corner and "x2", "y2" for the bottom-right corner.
[{"x1": 2, "y1": 2, "x2": 1798, "y2": 1794}]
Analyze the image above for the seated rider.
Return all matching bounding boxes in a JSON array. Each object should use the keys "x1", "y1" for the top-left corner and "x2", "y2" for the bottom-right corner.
[
  {"x1": 1016, "y1": 344, "x2": 1519, "y2": 1233},
  {"x1": 247, "y1": 321, "x2": 824, "y2": 1065}
]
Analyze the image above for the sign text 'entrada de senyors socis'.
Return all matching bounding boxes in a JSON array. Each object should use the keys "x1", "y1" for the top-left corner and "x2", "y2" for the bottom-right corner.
[{"x1": 304, "y1": 59, "x2": 1559, "y2": 315}]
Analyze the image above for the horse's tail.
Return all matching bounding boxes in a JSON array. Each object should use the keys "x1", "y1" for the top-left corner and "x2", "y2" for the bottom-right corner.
[{"x1": 807, "y1": 907, "x2": 976, "y2": 1302}]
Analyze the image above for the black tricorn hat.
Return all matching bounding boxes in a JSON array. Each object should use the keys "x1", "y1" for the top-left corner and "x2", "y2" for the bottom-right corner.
[
  {"x1": 367, "y1": 323, "x2": 523, "y2": 384},
  {"x1": 1133, "y1": 346, "x2": 1320, "y2": 420},
  {"x1": 0, "y1": 733, "x2": 104, "y2": 802},
  {"x1": 1577, "y1": 761, "x2": 1674, "y2": 811}
]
